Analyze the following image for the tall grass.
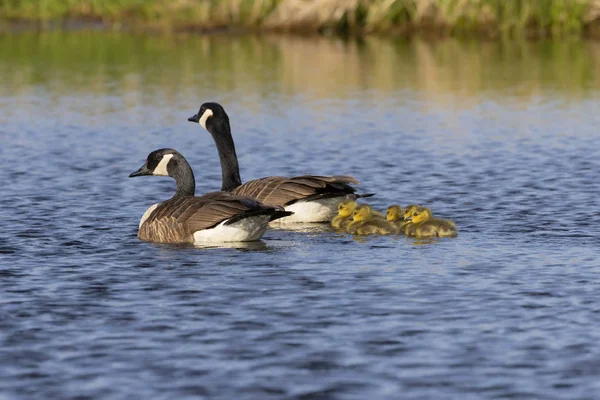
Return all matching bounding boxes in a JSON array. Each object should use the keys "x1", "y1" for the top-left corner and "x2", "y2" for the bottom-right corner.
[
  {"x1": 1, "y1": 0, "x2": 599, "y2": 37},
  {"x1": 0, "y1": 0, "x2": 280, "y2": 29}
]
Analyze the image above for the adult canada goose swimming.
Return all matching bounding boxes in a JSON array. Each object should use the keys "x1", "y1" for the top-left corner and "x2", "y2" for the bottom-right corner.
[
  {"x1": 187, "y1": 102, "x2": 372, "y2": 223},
  {"x1": 404, "y1": 206, "x2": 458, "y2": 238},
  {"x1": 347, "y1": 205, "x2": 398, "y2": 236},
  {"x1": 129, "y1": 148, "x2": 292, "y2": 244}
]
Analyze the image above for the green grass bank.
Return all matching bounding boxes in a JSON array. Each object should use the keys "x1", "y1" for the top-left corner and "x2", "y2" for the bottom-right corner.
[{"x1": 2, "y1": 0, "x2": 600, "y2": 38}]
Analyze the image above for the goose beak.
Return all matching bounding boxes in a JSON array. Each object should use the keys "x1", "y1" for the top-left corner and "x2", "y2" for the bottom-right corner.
[
  {"x1": 404, "y1": 217, "x2": 413, "y2": 222},
  {"x1": 187, "y1": 113, "x2": 200, "y2": 123},
  {"x1": 129, "y1": 164, "x2": 151, "y2": 178}
]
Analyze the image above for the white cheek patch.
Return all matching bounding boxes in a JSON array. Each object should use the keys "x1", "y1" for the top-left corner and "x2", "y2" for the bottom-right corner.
[
  {"x1": 199, "y1": 109, "x2": 213, "y2": 130},
  {"x1": 153, "y1": 154, "x2": 173, "y2": 176}
]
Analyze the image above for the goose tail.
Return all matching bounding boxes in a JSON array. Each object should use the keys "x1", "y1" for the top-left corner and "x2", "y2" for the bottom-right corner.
[
  {"x1": 269, "y1": 210, "x2": 294, "y2": 222},
  {"x1": 349, "y1": 193, "x2": 375, "y2": 199}
]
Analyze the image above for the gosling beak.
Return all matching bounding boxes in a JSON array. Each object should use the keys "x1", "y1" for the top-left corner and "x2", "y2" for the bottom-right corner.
[
  {"x1": 404, "y1": 217, "x2": 413, "y2": 222},
  {"x1": 187, "y1": 113, "x2": 200, "y2": 123},
  {"x1": 129, "y1": 164, "x2": 152, "y2": 178}
]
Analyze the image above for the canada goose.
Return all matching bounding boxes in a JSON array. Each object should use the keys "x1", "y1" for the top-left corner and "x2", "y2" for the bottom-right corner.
[
  {"x1": 404, "y1": 206, "x2": 457, "y2": 238},
  {"x1": 187, "y1": 102, "x2": 372, "y2": 223},
  {"x1": 129, "y1": 148, "x2": 292, "y2": 244},
  {"x1": 347, "y1": 205, "x2": 398, "y2": 236}
]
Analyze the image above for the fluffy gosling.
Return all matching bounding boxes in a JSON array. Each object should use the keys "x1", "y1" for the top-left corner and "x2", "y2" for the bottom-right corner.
[
  {"x1": 331, "y1": 199, "x2": 357, "y2": 230},
  {"x1": 347, "y1": 204, "x2": 398, "y2": 236},
  {"x1": 404, "y1": 206, "x2": 457, "y2": 238}
]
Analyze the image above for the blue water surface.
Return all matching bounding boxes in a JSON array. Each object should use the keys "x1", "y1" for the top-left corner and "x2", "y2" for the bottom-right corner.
[{"x1": 1, "y1": 33, "x2": 600, "y2": 399}]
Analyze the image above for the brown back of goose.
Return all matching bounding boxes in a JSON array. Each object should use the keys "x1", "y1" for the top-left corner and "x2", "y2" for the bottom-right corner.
[
  {"x1": 230, "y1": 175, "x2": 360, "y2": 207},
  {"x1": 138, "y1": 192, "x2": 277, "y2": 243}
]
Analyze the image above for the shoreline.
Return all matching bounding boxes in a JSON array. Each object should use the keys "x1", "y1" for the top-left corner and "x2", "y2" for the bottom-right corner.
[
  {"x1": 2, "y1": 0, "x2": 600, "y2": 40},
  {"x1": 2, "y1": 18, "x2": 600, "y2": 40}
]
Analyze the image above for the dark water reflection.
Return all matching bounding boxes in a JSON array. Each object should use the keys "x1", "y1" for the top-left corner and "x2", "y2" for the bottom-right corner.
[{"x1": 1, "y1": 32, "x2": 600, "y2": 399}]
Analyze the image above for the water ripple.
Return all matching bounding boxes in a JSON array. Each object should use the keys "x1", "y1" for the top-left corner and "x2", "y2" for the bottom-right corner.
[{"x1": 1, "y1": 34, "x2": 600, "y2": 400}]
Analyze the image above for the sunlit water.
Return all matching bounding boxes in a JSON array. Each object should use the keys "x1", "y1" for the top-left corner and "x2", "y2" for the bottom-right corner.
[{"x1": 2, "y1": 32, "x2": 600, "y2": 399}]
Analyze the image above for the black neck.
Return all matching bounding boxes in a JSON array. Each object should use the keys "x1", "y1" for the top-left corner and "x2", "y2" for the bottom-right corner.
[
  {"x1": 206, "y1": 117, "x2": 242, "y2": 192},
  {"x1": 171, "y1": 158, "x2": 196, "y2": 197}
]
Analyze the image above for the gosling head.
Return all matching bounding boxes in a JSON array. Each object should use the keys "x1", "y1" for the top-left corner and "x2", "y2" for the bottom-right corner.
[
  {"x1": 386, "y1": 205, "x2": 403, "y2": 221},
  {"x1": 129, "y1": 148, "x2": 181, "y2": 178},
  {"x1": 405, "y1": 206, "x2": 432, "y2": 224},
  {"x1": 337, "y1": 200, "x2": 357, "y2": 217},
  {"x1": 187, "y1": 102, "x2": 229, "y2": 132},
  {"x1": 403, "y1": 204, "x2": 420, "y2": 221},
  {"x1": 352, "y1": 204, "x2": 372, "y2": 222}
]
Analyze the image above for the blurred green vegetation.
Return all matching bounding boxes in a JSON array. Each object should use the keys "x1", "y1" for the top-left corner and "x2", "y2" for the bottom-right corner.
[
  {"x1": 0, "y1": 0, "x2": 280, "y2": 30},
  {"x1": 0, "y1": 0, "x2": 599, "y2": 38}
]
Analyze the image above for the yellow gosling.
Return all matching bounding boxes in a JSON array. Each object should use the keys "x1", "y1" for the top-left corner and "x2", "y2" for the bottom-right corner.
[
  {"x1": 386, "y1": 205, "x2": 407, "y2": 233},
  {"x1": 399, "y1": 204, "x2": 419, "y2": 234},
  {"x1": 403, "y1": 204, "x2": 420, "y2": 220},
  {"x1": 331, "y1": 199, "x2": 357, "y2": 230},
  {"x1": 347, "y1": 204, "x2": 398, "y2": 236},
  {"x1": 372, "y1": 209, "x2": 385, "y2": 218},
  {"x1": 405, "y1": 206, "x2": 457, "y2": 238}
]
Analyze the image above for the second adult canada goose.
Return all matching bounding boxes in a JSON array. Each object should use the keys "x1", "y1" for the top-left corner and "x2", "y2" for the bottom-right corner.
[
  {"x1": 129, "y1": 148, "x2": 292, "y2": 244},
  {"x1": 187, "y1": 102, "x2": 372, "y2": 223}
]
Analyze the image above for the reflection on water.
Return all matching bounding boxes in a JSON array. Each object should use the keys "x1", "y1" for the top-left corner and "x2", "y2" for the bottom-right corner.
[
  {"x1": 192, "y1": 240, "x2": 270, "y2": 251},
  {"x1": 269, "y1": 222, "x2": 333, "y2": 233},
  {"x1": 2, "y1": 31, "x2": 600, "y2": 399},
  {"x1": 1, "y1": 32, "x2": 599, "y2": 104}
]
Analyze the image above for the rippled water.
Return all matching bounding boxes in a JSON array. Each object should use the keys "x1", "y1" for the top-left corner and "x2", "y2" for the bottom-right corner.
[{"x1": 2, "y1": 32, "x2": 600, "y2": 399}]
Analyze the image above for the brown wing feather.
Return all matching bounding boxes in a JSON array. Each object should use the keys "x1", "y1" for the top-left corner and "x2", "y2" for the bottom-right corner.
[
  {"x1": 185, "y1": 200, "x2": 254, "y2": 232},
  {"x1": 138, "y1": 192, "x2": 279, "y2": 243},
  {"x1": 231, "y1": 175, "x2": 360, "y2": 207}
]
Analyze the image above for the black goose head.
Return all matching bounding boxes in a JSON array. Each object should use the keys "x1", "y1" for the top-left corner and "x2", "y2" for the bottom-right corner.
[
  {"x1": 187, "y1": 102, "x2": 230, "y2": 134},
  {"x1": 129, "y1": 148, "x2": 181, "y2": 178},
  {"x1": 187, "y1": 102, "x2": 241, "y2": 192}
]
